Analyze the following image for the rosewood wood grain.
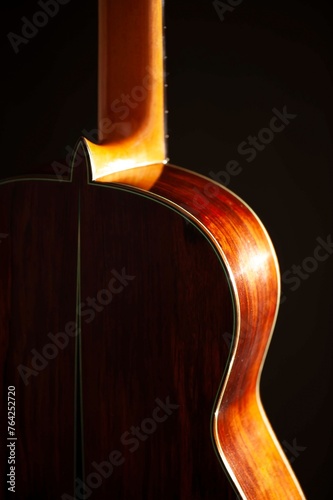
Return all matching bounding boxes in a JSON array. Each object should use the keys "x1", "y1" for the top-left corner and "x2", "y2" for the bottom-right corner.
[
  {"x1": 78, "y1": 153, "x2": 236, "y2": 499},
  {"x1": 0, "y1": 175, "x2": 79, "y2": 499},
  {"x1": 0, "y1": 154, "x2": 237, "y2": 499}
]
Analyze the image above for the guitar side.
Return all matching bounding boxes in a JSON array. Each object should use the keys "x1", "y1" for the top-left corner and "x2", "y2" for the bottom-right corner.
[{"x1": 151, "y1": 163, "x2": 306, "y2": 499}]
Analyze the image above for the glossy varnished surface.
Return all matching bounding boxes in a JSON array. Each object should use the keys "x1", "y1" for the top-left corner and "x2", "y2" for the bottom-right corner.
[
  {"x1": 87, "y1": 0, "x2": 166, "y2": 181},
  {"x1": 0, "y1": 154, "x2": 238, "y2": 499},
  {"x1": 0, "y1": 145, "x2": 306, "y2": 498},
  {"x1": 79, "y1": 171, "x2": 236, "y2": 499},
  {"x1": 0, "y1": 176, "x2": 78, "y2": 498},
  {"x1": 150, "y1": 163, "x2": 306, "y2": 499}
]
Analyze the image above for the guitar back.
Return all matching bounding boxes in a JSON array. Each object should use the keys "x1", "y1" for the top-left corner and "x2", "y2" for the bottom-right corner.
[{"x1": 0, "y1": 151, "x2": 236, "y2": 499}]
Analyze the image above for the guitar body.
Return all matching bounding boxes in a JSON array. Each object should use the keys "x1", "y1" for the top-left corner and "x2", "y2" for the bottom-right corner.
[
  {"x1": 0, "y1": 149, "x2": 235, "y2": 499},
  {"x1": 0, "y1": 144, "x2": 304, "y2": 498}
]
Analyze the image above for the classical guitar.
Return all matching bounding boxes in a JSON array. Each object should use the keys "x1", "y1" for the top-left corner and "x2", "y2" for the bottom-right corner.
[{"x1": 0, "y1": 0, "x2": 306, "y2": 498}]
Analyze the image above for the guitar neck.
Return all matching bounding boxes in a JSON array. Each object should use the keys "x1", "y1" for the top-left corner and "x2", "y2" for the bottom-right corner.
[{"x1": 91, "y1": 0, "x2": 166, "y2": 179}]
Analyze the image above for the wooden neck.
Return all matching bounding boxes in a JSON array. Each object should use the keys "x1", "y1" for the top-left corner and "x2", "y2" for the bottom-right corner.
[{"x1": 86, "y1": 0, "x2": 166, "y2": 183}]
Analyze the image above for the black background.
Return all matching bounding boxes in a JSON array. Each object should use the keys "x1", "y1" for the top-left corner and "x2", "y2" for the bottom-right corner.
[{"x1": 1, "y1": 1, "x2": 332, "y2": 498}]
